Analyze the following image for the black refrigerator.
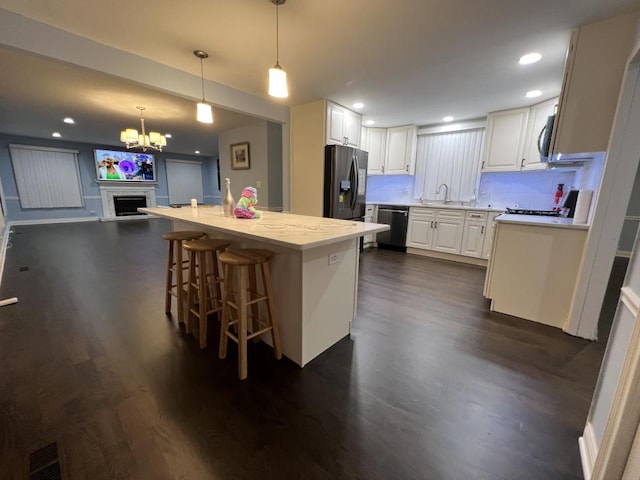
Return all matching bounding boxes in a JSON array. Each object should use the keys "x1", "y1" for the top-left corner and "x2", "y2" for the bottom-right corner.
[{"x1": 323, "y1": 145, "x2": 368, "y2": 220}]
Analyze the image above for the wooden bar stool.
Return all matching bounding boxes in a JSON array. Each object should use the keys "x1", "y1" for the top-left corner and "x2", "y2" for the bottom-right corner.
[
  {"x1": 162, "y1": 230, "x2": 206, "y2": 325},
  {"x1": 183, "y1": 238, "x2": 230, "y2": 348},
  {"x1": 218, "y1": 248, "x2": 282, "y2": 380}
]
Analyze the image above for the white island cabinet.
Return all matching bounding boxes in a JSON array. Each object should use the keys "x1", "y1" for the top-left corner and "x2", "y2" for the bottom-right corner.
[
  {"x1": 483, "y1": 214, "x2": 588, "y2": 329},
  {"x1": 141, "y1": 207, "x2": 388, "y2": 367}
]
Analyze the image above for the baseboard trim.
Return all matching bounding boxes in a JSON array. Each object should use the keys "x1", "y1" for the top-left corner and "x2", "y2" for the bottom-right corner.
[
  {"x1": 406, "y1": 247, "x2": 488, "y2": 267},
  {"x1": 579, "y1": 422, "x2": 598, "y2": 480},
  {"x1": 9, "y1": 217, "x2": 99, "y2": 226},
  {"x1": 99, "y1": 215, "x2": 157, "y2": 222}
]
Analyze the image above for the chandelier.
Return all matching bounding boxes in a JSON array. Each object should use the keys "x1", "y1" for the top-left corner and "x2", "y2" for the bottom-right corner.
[{"x1": 120, "y1": 106, "x2": 167, "y2": 152}]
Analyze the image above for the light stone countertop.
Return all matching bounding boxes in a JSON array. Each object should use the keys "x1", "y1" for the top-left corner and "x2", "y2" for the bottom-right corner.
[
  {"x1": 495, "y1": 214, "x2": 590, "y2": 230},
  {"x1": 140, "y1": 206, "x2": 389, "y2": 251}
]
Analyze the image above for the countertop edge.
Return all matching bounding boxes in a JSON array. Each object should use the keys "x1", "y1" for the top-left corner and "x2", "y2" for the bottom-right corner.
[{"x1": 495, "y1": 214, "x2": 590, "y2": 230}]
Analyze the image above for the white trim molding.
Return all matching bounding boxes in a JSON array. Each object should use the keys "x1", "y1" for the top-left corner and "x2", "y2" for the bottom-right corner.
[
  {"x1": 621, "y1": 286, "x2": 640, "y2": 318},
  {"x1": 579, "y1": 422, "x2": 599, "y2": 480}
]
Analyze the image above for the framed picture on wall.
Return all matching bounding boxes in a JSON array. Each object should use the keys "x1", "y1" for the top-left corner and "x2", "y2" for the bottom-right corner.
[{"x1": 230, "y1": 142, "x2": 250, "y2": 170}]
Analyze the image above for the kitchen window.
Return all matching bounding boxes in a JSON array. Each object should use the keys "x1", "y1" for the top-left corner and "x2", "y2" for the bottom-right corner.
[{"x1": 414, "y1": 125, "x2": 485, "y2": 203}]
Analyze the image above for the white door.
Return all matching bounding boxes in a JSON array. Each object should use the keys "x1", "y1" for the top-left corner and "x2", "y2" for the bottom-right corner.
[
  {"x1": 366, "y1": 128, "x2": 387, "y2": 175},
  {"x1": 482, "y1": 213, "x2": 500, "y2": 259},
  {"x1": 461, "y1": 221, "x2": 485, "y2": 257},
  {"x1": 327, "y1": 103, "x2": 345, "y2": 145},
  {"x1": 432, "y1": 215, "x2": 464, "y2": 254},
  {"x1": 407, "y1": 215, "x2": 434, "y2": 249},
  {"x1": 166, "y1": 159, "x2": 204, "y2": 205},
  {"x1": 343, "y1": 110, "x2": 361, "y2": 147},
  {"x1": 522, "y1": 97, "x2": 557, "y2": 170},
  {"x1": 385, "y1": 127, "x2": 411, "y2": 174},
  {"x1": 482, "y1": 108, "x2": 529, "y2": 172}
]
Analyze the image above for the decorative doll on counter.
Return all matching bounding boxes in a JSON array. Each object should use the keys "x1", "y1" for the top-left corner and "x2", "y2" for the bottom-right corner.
[{"x1": 233, "y1": 186, "x2": 262, "y2": 219}]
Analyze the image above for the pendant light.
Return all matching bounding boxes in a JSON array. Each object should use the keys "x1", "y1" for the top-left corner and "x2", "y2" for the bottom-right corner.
[
  {"x1": 194, "y1": 50, "x2": 214, "y2": 123},
  {"x1": 268, "y1": 0, "x2": 288, "y2": 98}
]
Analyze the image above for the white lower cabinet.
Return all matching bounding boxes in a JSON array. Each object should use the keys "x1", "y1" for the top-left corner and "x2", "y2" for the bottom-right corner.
[
  {"x1": 432, "y1": 210, "x2": 464, "y2": 254},
  {"x1": 461, "y1": 211, "x2": 488, "y2": 257},
  {"x1": 407, "y1": 209, "x2": 435, "y2": 249},
  {"x1": 364, "y1": 205, "x2": 377, "y2": 247},
  {"x1": 408, "y1": 207, "x2": 500, "y2": 261}
]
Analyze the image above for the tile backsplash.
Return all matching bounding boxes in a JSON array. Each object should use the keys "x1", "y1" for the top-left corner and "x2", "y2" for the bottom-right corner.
[
  {"x1": 366, "y1": 175, "x2": 415, "y2": 204},
  {"x1": 478, "y1": 170, "x2": 577, "y2": 210}
]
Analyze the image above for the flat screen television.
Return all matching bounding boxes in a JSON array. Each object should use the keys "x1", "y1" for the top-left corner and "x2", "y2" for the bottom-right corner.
[{"x1": 94, "y1": 149, "x2": 156, "y2": 182}]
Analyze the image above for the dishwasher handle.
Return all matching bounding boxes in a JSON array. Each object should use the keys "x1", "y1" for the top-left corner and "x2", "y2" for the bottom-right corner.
[{"x1": 378, "y1": 208, "x2": 408, "y2": 215}]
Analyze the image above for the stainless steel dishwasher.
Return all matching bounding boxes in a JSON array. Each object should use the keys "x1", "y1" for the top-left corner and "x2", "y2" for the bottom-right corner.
[{"x1": 376, "y1": 205, "x2": 409, "y2": 251}]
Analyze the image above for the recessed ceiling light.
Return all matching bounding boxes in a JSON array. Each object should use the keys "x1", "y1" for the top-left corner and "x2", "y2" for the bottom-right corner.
[
  {"x1": 353, "y1": 102, "x2": 364, "y2": 109},
  {"x1": 365, "y1": 120, "x2": 375, "y2": 125},
  {"x1": 194, "y1": 150, "x2": 200, "y2": 154},
  {"x1": 443, "y1": 116, "x2": 454, "y2": 122},
  {"x1": 165, "y1": 133, "x2": 172, "y2": 138},
  {"x1": 519, "y1": 52, "x2": 542, "y2": 65},
  {"x1": 526, "y1": 89, "x2": 543, "y2": 98},
  {"x1": 52, "y1": 132, "x2": 61, "y2": 138},
  {"x1": 63, "y1": 117, "x2": 75, "y2": 124}
]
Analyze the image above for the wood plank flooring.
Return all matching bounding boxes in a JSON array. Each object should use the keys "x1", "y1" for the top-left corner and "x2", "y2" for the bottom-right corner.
[{"x1": 0, "y1": 219, "x2": 622, "y2": 479}]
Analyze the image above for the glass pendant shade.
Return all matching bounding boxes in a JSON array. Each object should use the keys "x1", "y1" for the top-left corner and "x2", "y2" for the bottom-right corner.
[
  {"x1": 197, "y1": 102, "x2": 214, "y2": 123},
  {"x1": 269, "y1": 65, "x2": 288, "y2": 98}
]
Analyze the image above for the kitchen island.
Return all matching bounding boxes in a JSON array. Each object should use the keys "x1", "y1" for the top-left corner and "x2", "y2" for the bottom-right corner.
[
  {"x1": 483, "y1": 214, "x2": 589, "y2": 329},
  {"x1": 140, "y1": 206, "x2": 389, "y2": 366}
]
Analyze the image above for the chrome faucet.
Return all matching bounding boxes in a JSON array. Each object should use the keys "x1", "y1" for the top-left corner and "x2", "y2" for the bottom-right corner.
[{"x1": 436, "y1": 183, "x2": 449, "y2": 203}]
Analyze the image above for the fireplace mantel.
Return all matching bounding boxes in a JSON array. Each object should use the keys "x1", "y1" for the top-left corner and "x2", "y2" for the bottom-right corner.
[{"x1": 99, "y1": 184, "x2": 157, "y2": 220}]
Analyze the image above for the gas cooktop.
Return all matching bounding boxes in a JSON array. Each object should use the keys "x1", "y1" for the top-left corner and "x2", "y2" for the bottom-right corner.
[{"x1": 505, "y1": 208, "x2": 561, "y2": 217}]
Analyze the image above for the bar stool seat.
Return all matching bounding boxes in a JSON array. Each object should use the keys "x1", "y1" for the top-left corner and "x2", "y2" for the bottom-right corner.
[
  {"x1": 183, "y1": 238, "x2": 230, "y2": 348},
  {"x1": 162, "y1": 230, "x2": 206, "y2": 325},
  {"x1": 218, "y1": 248, "x2": 282, "y2": 379}
]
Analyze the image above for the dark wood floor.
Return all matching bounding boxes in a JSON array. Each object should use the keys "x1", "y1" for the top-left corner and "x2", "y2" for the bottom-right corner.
[{"x1": 0, "y1": 219, "x2": 624, "y2": 479}]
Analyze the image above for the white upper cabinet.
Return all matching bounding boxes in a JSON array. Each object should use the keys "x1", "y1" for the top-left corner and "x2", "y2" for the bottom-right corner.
[
  {"x1": 522, "y1": 97, "x2": 558, "y2": 170},
  {"x1": 326, "y1": 102, "x2": 361, "y2": 148},
  {"x1": 481, "y1": 98, "x2": 559, "y2": 173},
  {"x1": 385, "y1": 125, "x2": 418, "y2": 175},
  {"x1": 481, "y1": 107, "x2": 529, "y2": 172},
  {"x1": 551, "y1": 12, "x2": 638, "y2": 156},
  {"x1": 364, "y1": 128, "x2": 387, "y2": 175}
]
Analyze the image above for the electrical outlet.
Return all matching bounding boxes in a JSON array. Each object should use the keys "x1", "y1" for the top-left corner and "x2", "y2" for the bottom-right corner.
[
  {"x1": 256, "y1": 180, "x2": 262, "y2": 188},
  {"x1": 328, "y1": 252, "x2": 342, "y2": 265}
]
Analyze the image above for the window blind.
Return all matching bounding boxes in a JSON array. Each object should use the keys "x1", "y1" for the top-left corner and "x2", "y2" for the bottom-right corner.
[
  {"x1": 414, "y1": 128, "x2": 485, "y2": 203},
  {"x1": 166, "y1": 159, "x2": 204, "y2": 205},
  {"x1": 9, "y1": 145, "x2": 83, "y2": 209}
]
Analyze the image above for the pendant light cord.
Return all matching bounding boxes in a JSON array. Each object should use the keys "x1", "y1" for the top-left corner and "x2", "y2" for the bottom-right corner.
[
  {"x1": 275, "y1": 4, "x2": 280, "y2": 66},
  {"x1": 199, "y1": 58, "x2": 206, "y2": 102}
]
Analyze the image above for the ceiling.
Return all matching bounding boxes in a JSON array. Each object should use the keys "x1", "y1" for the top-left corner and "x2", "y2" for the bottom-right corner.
[{"x1": 0, "y1": 0, "x2": 639, "y2": 156}]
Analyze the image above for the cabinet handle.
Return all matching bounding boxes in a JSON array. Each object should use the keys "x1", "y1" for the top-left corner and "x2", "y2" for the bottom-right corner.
[
  {"x1": 521, "y1": 158, "x2": 525, "y2": 168},
  {"x1": 430, "y1": 221, "x2": 434, "y2": 228},
  {"x1": 481, "y1": 225, "x2": 485, "y2": 234},
  {"x1": 381, "y1": 165, "x2": 384, "y2": 173},
  {"x1": 482, "y1": 161, "x2": 485, "y2": 169},
  {"x1": 470, "y1": 214, "x2": 481, "y2": 218},
  {"x1": 405, "y1": 165, "x2": 409, "y2": 173},
  {"x1": 434, "y1": 221, "x2": 438, "y2": 228}
]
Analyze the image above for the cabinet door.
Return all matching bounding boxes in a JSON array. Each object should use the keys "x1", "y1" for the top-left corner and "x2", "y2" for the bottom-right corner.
[
  {"x1": 482, "y1": 212, "x2": 501, "y2": 259},
  {"x1": 461, "y1": 221, "x2": 485, "y2": 257},
  {"x1": 432, "y1": 212, "x2": 464, "y2": 254},
  {"x1": 327, "y1": 103, "x2": 346, "y2": 145},
  {"x1": 385, "y1": 125, "x2": 416, "y2": 175},
  {"x1": 522, "y1": 97, "x2": 557, "y2": 170},
  {"x1": 481, "y1": 108, "x2": 529, "y2": 172},
  {"x1": 366, "y1": 128, "x2": 386, "y2": 175},
  {"x1": 407, "y1": 215, "x2": 434, "y2": 249},
  {"x1": 344, "y1": 109, "x2": 361, "y2": 147}
]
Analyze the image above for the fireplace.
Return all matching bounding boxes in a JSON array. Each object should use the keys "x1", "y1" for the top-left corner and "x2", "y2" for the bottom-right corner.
[
  {"x1": 100, "y1": 185, "x2": 156, "y2": 220},
  {"x1": 113, "y1": 196, "x2": 147, "y2": 216}
]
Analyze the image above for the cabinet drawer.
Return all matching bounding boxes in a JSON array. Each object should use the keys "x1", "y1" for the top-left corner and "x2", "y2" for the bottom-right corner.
[
  {"x1": 465, "y1": 211, "x2": 488, "y2": 221},
  {"x1": 436, "y1": 209, "x2": 465, "y2": 218},
  {"x1": 410, "y1": 207, "x2": 435, "y2": 215}
]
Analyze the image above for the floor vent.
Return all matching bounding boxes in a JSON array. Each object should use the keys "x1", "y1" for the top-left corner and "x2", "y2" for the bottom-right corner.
[{"x1": 29, "y1": 442, "x2": 62, "y2": 480}]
